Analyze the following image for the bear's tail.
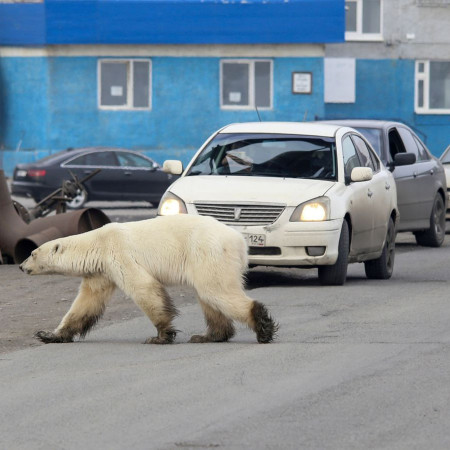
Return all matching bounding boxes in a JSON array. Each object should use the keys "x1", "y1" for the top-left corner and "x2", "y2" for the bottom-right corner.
[{"x1": 251, "y1": 301, "x2": 279, "y2": 344}]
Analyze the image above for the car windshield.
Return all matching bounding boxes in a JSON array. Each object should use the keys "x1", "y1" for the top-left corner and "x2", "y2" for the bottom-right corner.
[
  {"x1": 186, "y1": 133, "x2": 337, "y2": 180},
  {"x1": 353, "y1": 127, "x2": 383, "y2": 157}
]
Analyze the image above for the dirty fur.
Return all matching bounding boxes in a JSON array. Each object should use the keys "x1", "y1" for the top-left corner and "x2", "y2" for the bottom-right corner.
[{"x1": 20, "y1": 215, "x2": 278, "y2": 345}]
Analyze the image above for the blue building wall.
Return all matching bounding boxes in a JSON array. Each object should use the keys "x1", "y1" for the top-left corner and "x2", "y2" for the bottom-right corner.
[
  {"x1": 0, "y1": 55, "x2": 325, "y2": 175},
  {"x1": 324, "y1": 59, "x2": 450, "y2": 156}
]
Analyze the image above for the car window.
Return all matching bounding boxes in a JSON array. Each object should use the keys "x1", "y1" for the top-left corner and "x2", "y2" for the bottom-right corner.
[
  {"x1": 412, "y1": 136, "x2": 431, "y2": 161},
  {"x1": 351, "y1": 135, "x2": 376, "y2": 171},
  {"x1": 440, "y1": 146, "x2": 450, "y2": 164},
  {"x1": 186, "y1": 133, "x2": 337, "y2": 180},
  {"x1": 353, "y1": 127, "x2": 383, "y2": 157},
  {"x1": 388, "y1": 128, "x2": 407, "y2": 159},
  {"x1": 342, "y1": 136, "x2": 361, "y2": 182},
  {"x1": 397, "y1": 127, "x2": 423, "y2": 161},
  {"x1": 116, "y1": 152, "x2": 154, "y2": 168},
  {"x1": 66, "y1": 151, "x2": 119, "y2": 167}
]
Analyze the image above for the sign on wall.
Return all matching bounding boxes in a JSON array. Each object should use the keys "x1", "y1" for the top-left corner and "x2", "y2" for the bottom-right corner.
[
  {"x1": 324, "y1": 58, "x2": 356, "y2": 103},
  {"x1": 292, "y1": 72, "x2": 312, "y2": 94}
]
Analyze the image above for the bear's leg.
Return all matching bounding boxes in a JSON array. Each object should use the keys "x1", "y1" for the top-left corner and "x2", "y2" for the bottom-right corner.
[
  {"x1": 189, "y1": 300, "x2": 235, "y2": 343},
  {"x1": 35, "y1": 276, "x2": 116, "y2": 343},
  {"x1": 119, "y1": 275, "x2": 178, "y2": 344},
  {"x1": 194, "y1": 286, "x2": 278, "y2": 344}
]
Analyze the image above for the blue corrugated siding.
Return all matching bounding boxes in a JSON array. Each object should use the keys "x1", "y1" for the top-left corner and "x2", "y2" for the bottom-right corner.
[
  {"x1": 0, "y1": 0, "x2": 345, "y2": 46},
  {"x1": 0, "y1": 4, "x2": 46, "y2": 46}
]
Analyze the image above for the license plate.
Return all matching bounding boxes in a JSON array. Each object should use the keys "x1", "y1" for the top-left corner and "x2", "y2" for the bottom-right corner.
[
  {"x1": 16, "y1": 170, "x2": 27, "y2": 178},
  {"x1": 246, "y1": 234, "x2": 266, "y2": 247}
]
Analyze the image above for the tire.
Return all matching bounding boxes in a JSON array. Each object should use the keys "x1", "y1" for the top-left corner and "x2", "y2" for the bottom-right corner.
[
  {"x1": 318, "y1": 220, "x2": 349, "y2": 286},
  {"x1": 414, "y1": 194, "x2": 445, "y2": 247},
  {"x1": 66, "y1": 189, "x2": 88, "y2": 209},
  {"x1": 365, "y1": 217, "x2": 396, "y2": 280}
]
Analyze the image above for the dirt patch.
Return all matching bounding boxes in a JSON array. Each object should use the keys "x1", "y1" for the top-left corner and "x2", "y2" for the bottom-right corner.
[{"x1": 0, "y1": 265, "x2": 198, "y2": 354}]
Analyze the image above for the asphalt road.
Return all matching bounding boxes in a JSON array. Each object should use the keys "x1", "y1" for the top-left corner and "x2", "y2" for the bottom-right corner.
[{"x1": 2, "y1": 197, "x2": 450, "y2": 449}]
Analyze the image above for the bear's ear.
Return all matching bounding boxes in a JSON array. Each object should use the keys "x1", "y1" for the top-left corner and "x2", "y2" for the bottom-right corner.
[{"x1": 53, "y1": 243, "x2": 63, "y2": 254}]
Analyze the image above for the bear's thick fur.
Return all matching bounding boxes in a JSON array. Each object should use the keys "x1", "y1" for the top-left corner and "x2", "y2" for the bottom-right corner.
[{"x1": 20, "y1": 214, "x2": 278, "y2": 344}]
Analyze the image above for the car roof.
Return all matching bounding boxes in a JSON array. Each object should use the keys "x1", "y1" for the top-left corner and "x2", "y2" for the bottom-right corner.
[
  {"x1": 34, "y1": 147, "x2": 140, "y2": 165},
  {"x1": 219, "y1": 122, "x2": 346, "y2": 138},
  {"x1": 318, "y1": 119, "x2": 403, "y2": 130}
]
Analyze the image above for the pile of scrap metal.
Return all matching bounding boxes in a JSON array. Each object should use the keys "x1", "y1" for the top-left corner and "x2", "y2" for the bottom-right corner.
[{"x1": 0, "y1": 169, "x2": 110, "y2": 264}]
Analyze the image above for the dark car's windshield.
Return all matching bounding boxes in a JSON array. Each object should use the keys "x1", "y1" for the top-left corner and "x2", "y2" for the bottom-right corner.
[{"x1": 186, "y1": 133, "x2": 337, "y2": 180}]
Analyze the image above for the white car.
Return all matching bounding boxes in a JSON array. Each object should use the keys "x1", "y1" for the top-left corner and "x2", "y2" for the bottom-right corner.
[{"x1": 158, "y1": 122, "x2": 399, "y2": 285}]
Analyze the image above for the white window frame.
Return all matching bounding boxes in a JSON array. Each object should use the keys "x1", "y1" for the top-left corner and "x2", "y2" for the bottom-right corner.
[
  {"x1": 345, "y1": 0, "x2": 383, "y2": 42},
  {"x1": 415, "y1": 60, "x2": 450, "y2": 115},
  {"x1": 98, "y1": 59, "x2": 152, "y2": 111},
  {"x1": 220, "y1": 59, "x2": 273, "y2": 111}
]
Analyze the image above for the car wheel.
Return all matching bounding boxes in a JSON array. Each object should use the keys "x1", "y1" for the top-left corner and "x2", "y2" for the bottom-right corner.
[
  {"x1": 318, "y1": 220, "x2": 349, "y2": 286},
  {"x1": 365, "y1": 216, "x2": 396, "y2": 280},
  {"x1": 414, "y1": 194, "x2": 445, "y2": 247},
  {"x1": 66, "y1": 189, "x2": 88, "y2": 209}
]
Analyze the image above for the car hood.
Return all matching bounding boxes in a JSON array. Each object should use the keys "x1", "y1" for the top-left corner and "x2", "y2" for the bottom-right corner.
[{"x1": 169, "y1": 175, "x2": 335, "y2": 206}]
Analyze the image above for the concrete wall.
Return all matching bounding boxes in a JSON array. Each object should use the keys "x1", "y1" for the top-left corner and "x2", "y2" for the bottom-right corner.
[
  {"x1": 326, "y1": 0, "x2": 450, "y2": 59},
  {"x1": 324, "y1": 0, "x2": 450, "y2": 156}
]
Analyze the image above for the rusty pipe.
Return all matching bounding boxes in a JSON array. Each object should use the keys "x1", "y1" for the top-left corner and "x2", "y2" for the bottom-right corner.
[{"x1": 0, "y1": 170, "x2": 110, "y2": 264}]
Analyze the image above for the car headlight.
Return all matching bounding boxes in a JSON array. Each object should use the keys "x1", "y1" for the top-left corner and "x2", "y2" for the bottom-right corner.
[
  {"x1": 289, "y1": 197, "x2": 330, "y2": 222},
  {"x1": 157, "y1": 191, "x2": 187, "y2": 215}
]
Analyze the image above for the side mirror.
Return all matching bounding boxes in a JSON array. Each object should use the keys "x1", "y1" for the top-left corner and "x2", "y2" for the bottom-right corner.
[
  {"x1": 394, "y1": 152, "x2": 416, "y2": 167},
  {"x1": 162, "y1": 160, "x2": 183, "y2": 175},
  {"x1": 351, "y1": 167, "x2": 373, "y2": 182}
]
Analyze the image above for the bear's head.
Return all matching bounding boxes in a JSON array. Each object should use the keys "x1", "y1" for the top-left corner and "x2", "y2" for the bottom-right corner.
[{"x1": 19, "y1": 239, "x2": 67, "y2": 276}]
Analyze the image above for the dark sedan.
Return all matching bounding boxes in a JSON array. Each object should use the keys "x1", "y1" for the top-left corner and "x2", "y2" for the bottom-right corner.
[
  {"x1": 12, "y1": 147, "x2": 178, "y2": 208},
  {"x1": 322, "y1": 120, "x2": 447, "y2": 247}
]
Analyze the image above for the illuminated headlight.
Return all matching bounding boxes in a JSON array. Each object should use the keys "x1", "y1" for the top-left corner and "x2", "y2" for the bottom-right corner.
[
  {"x1": 290, "y1": 197, "x2": 330, "y2": 222},
  {"x1": 157, "y1": 191, "x2": 187, "y2": 215}
]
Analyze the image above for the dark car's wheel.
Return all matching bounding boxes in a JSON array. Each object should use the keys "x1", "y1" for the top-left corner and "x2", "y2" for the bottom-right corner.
[
  {"x1": 318, "y1": 220, "x2": 349, "y2": 286},
  {"x1": 365, "y1": 216, "x2": 396, "y2": 280},
  {"x1": 414, "y1": 194, "x2": 445, "y2": 247},
  {"x1": 66, "y1": 189, "x2": 88, "y2": 209}
]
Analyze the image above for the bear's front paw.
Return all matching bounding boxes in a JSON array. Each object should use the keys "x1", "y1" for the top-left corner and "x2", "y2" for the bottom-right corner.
[{"x1": 34, "y1": 331, "x2": 73, "y2": 344}]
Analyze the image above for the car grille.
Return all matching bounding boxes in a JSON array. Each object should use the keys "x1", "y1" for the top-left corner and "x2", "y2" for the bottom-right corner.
[{"x1": 193, "y1": 202, "x2": 285, "y2": 225}]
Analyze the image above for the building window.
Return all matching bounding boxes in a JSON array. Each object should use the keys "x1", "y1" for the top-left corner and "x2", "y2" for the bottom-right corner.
[
  {"x1": 98, "y1": 59, "x2": 151, "y2": 110},
  {"x1": 220, "y1": 60, "x2": 272, "y2": 110},
  {"x1": 415, "y1": 60, "x2": 450, "y2": 114},
  {"x1": 345, "y1": 0, "x2": 383, "y2": 41}
]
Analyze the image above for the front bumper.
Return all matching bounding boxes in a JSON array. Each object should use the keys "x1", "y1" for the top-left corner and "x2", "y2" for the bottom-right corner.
[{"x1": 234, "y1": 219, "x2": 343, "y2": 266}]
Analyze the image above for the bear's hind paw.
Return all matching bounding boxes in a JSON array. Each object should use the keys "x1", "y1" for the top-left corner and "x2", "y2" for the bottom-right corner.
[
  {"x1": 189, "y1": 334, "x2": 213, "y2": 343},
  {"x1": 143, "y1": 336, "x2": 174, "y2": 345},
  {"x1": 34, "y1": 330, "x2": 73, "y2": 344}
]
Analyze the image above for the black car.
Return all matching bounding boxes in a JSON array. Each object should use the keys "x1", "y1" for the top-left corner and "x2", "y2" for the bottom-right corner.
[
  {"x1": 12, "y1": 147, "x2": 178, "y2": 208},
  {"x1": 323, "y1": 120, "x2": 447, "y2": 247}
]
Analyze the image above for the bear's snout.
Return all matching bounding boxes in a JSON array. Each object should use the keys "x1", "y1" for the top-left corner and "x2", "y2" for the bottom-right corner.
[{"x1": 19, "y1": 261, "x2": 32, "y2": 275}]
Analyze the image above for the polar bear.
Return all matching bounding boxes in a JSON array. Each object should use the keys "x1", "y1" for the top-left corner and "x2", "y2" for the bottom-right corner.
[{"x1": 20, "y1": 214, "x2": 278, "y2": 344}]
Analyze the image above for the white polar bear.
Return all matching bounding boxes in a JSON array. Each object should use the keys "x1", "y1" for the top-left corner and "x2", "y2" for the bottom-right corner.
[{"x1": 20, "y1": 214, "x2": 278, "y2": 344}]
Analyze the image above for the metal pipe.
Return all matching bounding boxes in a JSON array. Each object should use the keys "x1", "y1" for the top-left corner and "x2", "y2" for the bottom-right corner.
[{"x1": 0, "y1": 170, "x2": 110, "y2": 264}]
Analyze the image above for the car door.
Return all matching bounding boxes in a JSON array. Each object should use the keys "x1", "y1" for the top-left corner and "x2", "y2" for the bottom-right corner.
[
  {"x1": 352, "y1": 134, "x2": 391, "y2": 249},
  {"x1": 342, "y1": 135, "x2": 374, "y2": 254},
  {"x1": 63, "y1": 151, "x2": 123, "y2": 200},
  {"x1": 386, "y1": 127, "x2": 419, "y2": 228},
  {"x1": 115, "y1": 151, "x2": 175, "y2": 202},
  {"x1": 396, "y1": 127, "x2": 435, "y2": 228}
]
